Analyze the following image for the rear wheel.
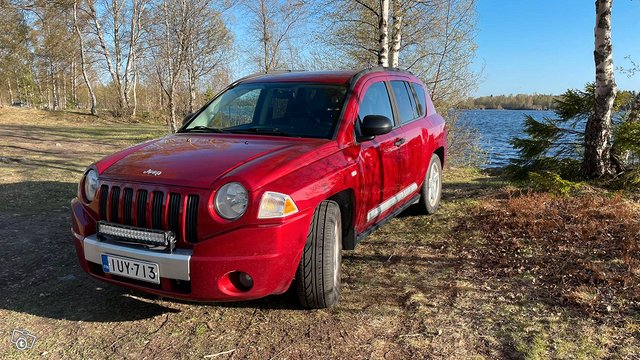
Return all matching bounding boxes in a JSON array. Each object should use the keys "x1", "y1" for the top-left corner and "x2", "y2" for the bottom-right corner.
[
  {"x1": 418, "y1": 153, "x2": 442, "y2": 214},
  {"x1": 295, "y1": 201, "x2": 342, "y2": 309}
]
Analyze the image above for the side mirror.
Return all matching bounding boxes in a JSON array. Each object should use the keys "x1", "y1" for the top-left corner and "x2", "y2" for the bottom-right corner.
[
  {"x1": 359, "y1": 115, "x2": 393, "y2": 141},
  {"x1": 182, "y1": 113, "x2": 195, "y2": 125}
]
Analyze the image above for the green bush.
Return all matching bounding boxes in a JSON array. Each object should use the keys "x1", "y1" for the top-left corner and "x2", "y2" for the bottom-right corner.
[
  {"x1": 506, "y1": 158, "x2": 582, "y2": 181},
  {"x1": 613, "y1": 119, "x2": 640, "y2": 161},
  {"x1": 527, "y1": 171, "x2": 584, "y2": 195}
]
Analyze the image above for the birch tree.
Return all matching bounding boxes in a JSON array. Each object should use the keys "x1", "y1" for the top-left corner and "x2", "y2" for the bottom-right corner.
[
  {"x1": 389, "y1": 0, "x2": 402, "y2": 67},
  {"x1": 583, "y1": 0, "x2": 617, "y2": 177},
  {"x1": 245, "y1": 0, "x2": 307, "y2": 72},
  {"x1": 152, "y1": 0, "x2": 184, "y2": 132},
  {"x1": 184, "y1": 0, "x2": 232, "y2": 113},
  {"x1": 73, "y1": 0, "x2": 97, "y2": 115},
  {"x1": 86, "y1": 0, "x2": 147, "y2": 117},
  {"x1": 378, "y1": 0, "x2": 389, "y2": 66},
  {"x1": 0, "y1": 1, "x2": 29, "y2": 106},
  {"x1": 325, "y1": 0, "x2": 477, "y2": 110}
]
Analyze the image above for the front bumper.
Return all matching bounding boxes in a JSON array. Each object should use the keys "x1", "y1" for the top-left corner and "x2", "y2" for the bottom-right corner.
[
  {"x1": 71, "y1": 198, "x2": 312, "y2": 302},
  {"x1": 82, "y1": 234, "x2": 192, "y2": 280}
]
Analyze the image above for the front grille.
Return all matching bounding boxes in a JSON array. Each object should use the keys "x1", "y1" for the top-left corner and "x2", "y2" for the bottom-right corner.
[
  {"x1": 137, "y1": 190, "x2": 148, "y2": 227},
  {"x1": 151, "y1": 191, "x2": 164, "y2": 229},
  {"x1": 185, "y1": 195, "x2": 199, "y2": 243},
  {"x1": 123, "y1": 188, "x2": 133, "y2": 225},
  {"x1": 99, "y1": 185, "x2": 109, "y2": 219},
  {"x1": 110, "y1": 186, "x2": 121, "y2": 222},
  {"x1": 168, "y1": 193, "x2": 181, "y2": 235},
  {"x1": 98, "y1": 185, "x2": 200, "y2": 243}
]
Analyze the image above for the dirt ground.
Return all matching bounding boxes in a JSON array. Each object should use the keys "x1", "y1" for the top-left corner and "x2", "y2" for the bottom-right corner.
[{"x1": 0, "y1": 107, "x2": 638, "y2": 359}]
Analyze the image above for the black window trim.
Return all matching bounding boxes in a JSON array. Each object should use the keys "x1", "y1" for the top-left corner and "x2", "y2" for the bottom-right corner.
[
  {"x1": 409, "y1": 82, "x2": 428, "y2": 118},
  {"x1": 388, "y1": 79, "x2": 422, "y2": 126},
  {"x1": 180, "y1": 81, "x2": 349, "y2": 140},
  {"x1": 356, "y1": 77, "x2": 398, "y2": 127},
  {"x1": 353, "y1": 77, "x2": 399, "y2": 142}
]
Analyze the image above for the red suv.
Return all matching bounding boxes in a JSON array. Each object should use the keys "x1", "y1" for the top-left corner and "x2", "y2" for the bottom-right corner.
[{"x1": 71, "y1": 68, "x2": 447, "y2": 308}]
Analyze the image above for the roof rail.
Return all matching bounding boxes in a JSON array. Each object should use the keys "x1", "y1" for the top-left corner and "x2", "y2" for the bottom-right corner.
[
  {"x1": 229, "y1": 69, "x2": 307, "y2": 86},
  {"x1": 348, "y1": 66, "x2": 416, "y2": 88}
]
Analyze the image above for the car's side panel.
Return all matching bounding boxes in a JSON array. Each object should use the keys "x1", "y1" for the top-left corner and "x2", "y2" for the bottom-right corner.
[
  {"x1": 338, "y1": 74, "x2": 411, "y2": 232},
  {"x1": 345, "y1": 73, "x2": 447, "y2": 236},
  {"x1": 252, "y1": 148, "x2": 359, "y2": 282}
]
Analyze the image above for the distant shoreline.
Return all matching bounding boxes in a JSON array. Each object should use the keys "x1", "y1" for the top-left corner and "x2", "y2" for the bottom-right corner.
[{"x1": 458, "y1": 107, "x2": 554, "y2": 111}]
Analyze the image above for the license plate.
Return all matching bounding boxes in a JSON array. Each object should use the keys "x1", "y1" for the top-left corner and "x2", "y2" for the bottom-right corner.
[{"x1": 101, "y1": 254, "x2": 160, "y2": 284}]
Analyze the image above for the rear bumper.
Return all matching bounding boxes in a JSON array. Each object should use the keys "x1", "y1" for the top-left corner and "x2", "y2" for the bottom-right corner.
[{"x1": 71, "y1": 198, "x2": 312, "y2": 302}]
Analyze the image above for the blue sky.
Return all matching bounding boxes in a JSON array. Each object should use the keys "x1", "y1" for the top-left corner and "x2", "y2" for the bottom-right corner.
[{"x1": 474, "y1": 0, "x2": 640, "y2": 96}]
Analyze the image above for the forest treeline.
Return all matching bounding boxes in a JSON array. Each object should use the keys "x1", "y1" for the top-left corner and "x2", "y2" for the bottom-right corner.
[
  {"x1": 458, "y1": 90, "x2": 638, "y2": 111},
  {"x1": 0, "y1": 0, "x2": 478, "y2": 132},
  {"x1": 458, "y1": 94, "x2": 557, "y2": 110}
]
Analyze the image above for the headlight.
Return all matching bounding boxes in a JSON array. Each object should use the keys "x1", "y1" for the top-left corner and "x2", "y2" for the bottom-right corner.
[
  {"x1": 83, "y1": 169, "x2": 99, "y2": 202},
  {"x1": 215, "y1": 182, "x2": 248, "y2": 220},
  {"x1": 257, "y1": 191, "x2": 299, "y2": 219}
]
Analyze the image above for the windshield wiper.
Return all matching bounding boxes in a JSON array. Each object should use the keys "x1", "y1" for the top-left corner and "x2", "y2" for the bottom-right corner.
[
  {"x1": 180, "y1": 126, "x2": 228, "y2": 133},
  {"x1": 224, "y1": 126, "x2": 295, "y2": 137}
]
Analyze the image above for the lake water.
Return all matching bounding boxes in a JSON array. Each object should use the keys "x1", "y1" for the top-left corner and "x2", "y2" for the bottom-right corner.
[{"x1": 457, "y1": 109, "x2": 556, "y2": 167}]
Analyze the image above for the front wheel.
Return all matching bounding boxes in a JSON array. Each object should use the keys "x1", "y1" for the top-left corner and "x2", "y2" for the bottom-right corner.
[
  {"x1": 418, "y1": 154, "x2": 442, "y2": 214},
  {"x1": 295, "y1": 201, "x2": 342, "y2": 309}
]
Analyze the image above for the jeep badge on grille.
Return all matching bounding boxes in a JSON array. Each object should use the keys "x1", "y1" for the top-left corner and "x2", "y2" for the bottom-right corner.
[{"x1": 143, "y1": 169, "x2": 162, "y2": 176}]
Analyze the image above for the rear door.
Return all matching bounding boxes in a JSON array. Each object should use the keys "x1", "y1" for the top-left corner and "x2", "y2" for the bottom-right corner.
[
  {"x1": 389, "y1": 79, "x2": 426, "y2": 194},
  {"x1": 355, "y1": 79, "x2": 404, "y2": 224}
]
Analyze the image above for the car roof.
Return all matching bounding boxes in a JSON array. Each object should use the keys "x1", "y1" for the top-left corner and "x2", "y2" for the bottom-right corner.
[
  {"x1": 237, "y1": 68, "x2": 417, "y2": 86},
  {"x1": 239, "y1": 70, "x2": 358, "y2": 85}
]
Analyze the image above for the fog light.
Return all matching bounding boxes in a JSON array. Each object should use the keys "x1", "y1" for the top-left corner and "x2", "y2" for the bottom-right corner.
[
  {"x1": 237, "y1": 272, "x2": 253, "y2": 290},
  {"x1": 220, "y1": 271, "x2": 255, "y2": 294}
]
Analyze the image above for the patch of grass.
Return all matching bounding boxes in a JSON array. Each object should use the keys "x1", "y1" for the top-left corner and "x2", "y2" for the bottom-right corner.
[
  {"x1": 527, "y1": 171, "x2": 585, "y2": 195},
  {"x1": 471, "y1": 192, "x2": 640, "y2": 316}
]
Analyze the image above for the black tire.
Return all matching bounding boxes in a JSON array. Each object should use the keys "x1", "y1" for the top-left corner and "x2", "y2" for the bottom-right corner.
[
  {"x1": 418, "y1": 153, "x2": 443, "y2": 214},
  {"x1": 295, "y1": 200, "x2": 342, "y2": 309}
]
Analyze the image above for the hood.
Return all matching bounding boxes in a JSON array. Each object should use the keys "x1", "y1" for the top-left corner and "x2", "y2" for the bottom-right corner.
[{"x1": 100, "y1": 134, "x2": 328, "y2": 188}]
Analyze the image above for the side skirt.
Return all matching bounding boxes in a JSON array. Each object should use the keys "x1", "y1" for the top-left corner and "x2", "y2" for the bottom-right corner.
[{"x1": 352, "y1": 194, "x2": 420, "y2": 248}]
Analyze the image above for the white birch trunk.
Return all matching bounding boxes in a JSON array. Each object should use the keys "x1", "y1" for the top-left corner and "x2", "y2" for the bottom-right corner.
[
  {"x1": 583, "y1": 0, "x2": 617, "y2": 177},
  {"x1": 71, "y1": 59, "x2": 78, "y2": 107},
  {"x1": 88, "y1": 0, "x2": 126, "y2": 114},
  {"x1": 131, "y1": 68, "x2": 137, "y2": 116},
  {"x1": 74, "y1": 0, "x2": 98, "y2": 115},
  {"x1": 378, "y1": 0, "x2": 390, "y2": 67},
  {"x1": 390, "y1": 13, "x2": 402, "y2": 68},
  {"x1": 7, "y1": 79, "x2": 14, "y2": 105}
]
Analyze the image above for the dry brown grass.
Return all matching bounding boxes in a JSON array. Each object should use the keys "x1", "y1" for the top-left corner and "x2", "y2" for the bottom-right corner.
[{"x1": 469, "y1": 192, "x2": 640, "y2": 316}]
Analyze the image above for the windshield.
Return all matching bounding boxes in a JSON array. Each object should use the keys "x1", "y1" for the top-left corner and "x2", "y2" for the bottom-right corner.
[{"x1": 181, "y1": 82, "x2": 348, "y2": 139}]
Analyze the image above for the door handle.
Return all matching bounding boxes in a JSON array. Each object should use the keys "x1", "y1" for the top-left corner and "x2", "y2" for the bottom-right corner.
[{"x1": 394, "y1": 138, "x2": 406, "y2": 146}]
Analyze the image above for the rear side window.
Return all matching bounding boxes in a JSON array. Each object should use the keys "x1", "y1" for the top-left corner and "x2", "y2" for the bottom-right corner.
[
  {"x1": 390, "y1": 81, "x2": 418, "y2": 124},
  {"x1": 411, "y1": 83, "x2": 428, "y2": 117},
  {"x1": 358, "y1": 82, "x2": 394, "y2": 122}
]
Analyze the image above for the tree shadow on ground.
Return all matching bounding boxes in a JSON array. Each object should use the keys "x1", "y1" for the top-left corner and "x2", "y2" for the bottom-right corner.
[{"x1": 0, "y1": 181, "x2": 305, "y2": 323}]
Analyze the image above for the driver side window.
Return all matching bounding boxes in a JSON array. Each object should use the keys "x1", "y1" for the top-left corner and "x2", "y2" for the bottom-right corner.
[{"x1": 358, "y1": 82, "x2": 394, "y2": 123}]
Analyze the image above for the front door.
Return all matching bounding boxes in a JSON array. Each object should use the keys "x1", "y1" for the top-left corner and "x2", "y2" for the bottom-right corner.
[{"x1": 355, "y1": 80, "x2": 403, "y2": 225}]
